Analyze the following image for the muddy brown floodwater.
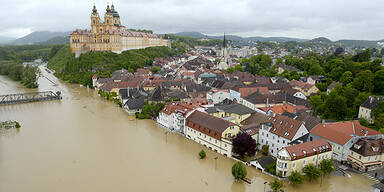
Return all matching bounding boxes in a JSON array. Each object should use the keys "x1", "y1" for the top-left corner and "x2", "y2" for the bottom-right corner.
[{"x1": 0, "y1": 67, "x2": 376, "y2": 192}]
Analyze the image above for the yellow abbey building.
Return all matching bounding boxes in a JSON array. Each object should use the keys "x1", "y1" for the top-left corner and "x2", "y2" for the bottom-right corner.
[{"x1": 70, "y1": 4, "x2": 171, "y2": 56}]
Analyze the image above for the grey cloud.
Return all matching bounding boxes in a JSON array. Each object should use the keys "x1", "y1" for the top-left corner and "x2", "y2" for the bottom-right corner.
[{"x1": 0, "y1": 0, "x2": 383, "y2": 40}]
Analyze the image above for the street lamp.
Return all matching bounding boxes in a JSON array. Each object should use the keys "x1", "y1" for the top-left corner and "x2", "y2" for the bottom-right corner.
[
  {"x1": 264, "y1": 181, "x2": 268, "y2": 192},
  {"x1": 165, "y1": 131, "x2": 169, "y2": 143},
  {"x1": 214, "y1": 156, "x2": 219, "y2": 169}
]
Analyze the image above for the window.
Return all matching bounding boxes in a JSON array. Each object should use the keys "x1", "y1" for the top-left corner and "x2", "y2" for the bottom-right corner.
[
  {"x1": 351, "y1": 151, "x2": 354, "y2": 155},
  {"x1": 359, "y1": 155, "x2": 362, "y2": 160},
  {"x1": 303, "y1": 160, "x2": 306, "y2": 165},
  {"x1": 283, "y1": 140, "x2": 285, "y2": 144},
  {"x1": 107, "y1": 19, "x2": 109, "y2": 24},
  {"x1": 292, "y1": 163, "x2": 296, "y2": 168},
  {"x1": 313, "y1": 157, "x2": 316, "y2": 162},
  {"x1": 368, "y1": 157, "x2": 371, "y2": 161},
  {"x1": 93, "y1": 20, "x2": 95, "y2": 24}
]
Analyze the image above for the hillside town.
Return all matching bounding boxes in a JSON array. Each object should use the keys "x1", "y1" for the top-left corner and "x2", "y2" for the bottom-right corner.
[{"x1": 91, "y1": 35, "x2": 384, "y2": 191}]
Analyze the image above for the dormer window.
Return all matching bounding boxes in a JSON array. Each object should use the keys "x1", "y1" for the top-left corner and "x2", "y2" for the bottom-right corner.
[
  {"x1": 312, "y1": 148, "x2": 316, "y2": 152},
  {"x1": 303, "y1": 150, "x2": 307, "y2": 156},
  {"x1": 280, "y1": 121, "x2": 283, "y2": 125},
  {"x1": 290, "y1": 125, "x2": 293, "y2": 128}
]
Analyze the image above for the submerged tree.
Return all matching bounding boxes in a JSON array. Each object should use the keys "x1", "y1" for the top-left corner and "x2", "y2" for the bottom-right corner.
[{"x1": 232, "y1": 162, "x2": 247, "y2": 181}]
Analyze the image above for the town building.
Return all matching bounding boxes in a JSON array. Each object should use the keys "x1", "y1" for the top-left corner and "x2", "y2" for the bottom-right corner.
[
  {"x1": 206, "y1": 103, "x2": 255, "y2": 125},
  {"x1": 359, "y1": 96, "x2": 384, "y2": 123},
  {"x1": 258, "y1": 114, "x2": 309, "y2": 157},
  {"x1": 276, "y1": 64, "x2": 303, "y2": 74},
  {"x1": 276, "y1": 139, "x2": 332, "y2": 177},
  {"x1": 70, "y1": 4, "x2": 170, "y2": 56},
  {"x1": 157, "y1": 102, "x2": 199, "y2": 134},
  {"x1": 309, "y1": 120, "x2": 383, "y2": 161},
  {"x1": 347, "y1": 138, "x2": 384, "y2": 172},
  {"x1": 206, "y1": 89, "x2": 231, "y2": 104},
  {"x1": 289, "y1": 80, "x2": 319, "y2": 97},
  {"x1": 185, "y1": 111, "x2": 240, "y2": 157}
]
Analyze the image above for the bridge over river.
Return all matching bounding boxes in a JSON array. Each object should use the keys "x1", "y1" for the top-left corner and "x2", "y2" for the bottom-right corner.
[{"x1": 0, "y1": 91, "x2": 62, "y2": 105}]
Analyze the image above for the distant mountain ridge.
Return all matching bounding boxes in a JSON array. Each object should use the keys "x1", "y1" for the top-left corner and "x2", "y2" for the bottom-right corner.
[
  {"x1": 11, "y1": 31, "x2": 71, "y2": 45},
  {"x1": 0, "y1": 36, "x2": 16, "y2": 44},
  {"x1": 173, "y1": 32, "x2": 383, "y2": 47},
  {"x1": 174, "y1": 32, "x2": 308, "y2": 42}
]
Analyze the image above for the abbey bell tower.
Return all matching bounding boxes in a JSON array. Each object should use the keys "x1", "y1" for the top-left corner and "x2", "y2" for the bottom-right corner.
[{"x1": 91, "y1": 5, "x2": 100, "y2": 34}]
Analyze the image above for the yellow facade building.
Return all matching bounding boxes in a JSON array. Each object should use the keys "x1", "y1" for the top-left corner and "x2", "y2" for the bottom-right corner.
[
  {"x1": 70, "y1": 4, "x2": 171, "y2": 57},
  {"x1": 276, "y1": 139, "x2": 333, "y2": 177}
]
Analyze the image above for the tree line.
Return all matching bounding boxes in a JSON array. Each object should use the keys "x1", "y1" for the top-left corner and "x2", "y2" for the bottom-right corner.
[
  {"x1": 47, "y1": 44, "x2": 180, "y2": 87},
  {"x1": 0, "y1": 60, "x2": 38, "y2": 88}
]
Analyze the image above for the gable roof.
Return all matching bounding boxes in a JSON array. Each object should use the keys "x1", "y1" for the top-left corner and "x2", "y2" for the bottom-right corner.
[
  {"x1": 186, "y1": 111, "x2": 235, "y2": 135},
  {"x1": 350, "y1": 138, "x2": 384, "y2": 157},
  {"x1": 265, "y1": 114, "x2": 304, "y2": 140},
  {"x1": 284, "y1": 139, "x2": 332, "y2": 160},
  {"x1": 206, "y1": 103, "x2": 255, "y2": 116},
  {"x1": 361, "y1": 95, "x2": 384, "y2": 109},
  {"x1": 310, "y1": 121, "x2": 382, "y2": 145}
]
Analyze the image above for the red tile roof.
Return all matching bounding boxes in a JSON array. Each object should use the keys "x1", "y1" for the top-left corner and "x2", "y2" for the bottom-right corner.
[
  {"x1": 310, "y1": 120, "x2": 382, "y2": 145},
  {"x1": 266, "y1": 114, "x2": 304, "y2": 140},
  {"x1": 284, "y1": 139, "x2": 332, "y2": 160},
  {"x1": 186, "y1": 111, "x2": 236, "y2": 140}
]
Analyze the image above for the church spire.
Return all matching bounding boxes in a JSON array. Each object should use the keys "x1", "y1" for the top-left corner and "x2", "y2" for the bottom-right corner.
[
  {"x1": 92, "y1": 3, "x2": 97, "y2": 14},
  {"x1": 223, "y1": 32, "x2": 226, "y2": 48}
]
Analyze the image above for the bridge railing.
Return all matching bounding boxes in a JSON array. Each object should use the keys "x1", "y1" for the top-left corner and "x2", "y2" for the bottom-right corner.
[{"x1": 0, "y1": 91, "x2": 62, "y2": 105}]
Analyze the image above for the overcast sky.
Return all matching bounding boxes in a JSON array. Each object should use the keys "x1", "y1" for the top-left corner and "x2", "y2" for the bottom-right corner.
[{"x1": 1, "y1": 0, "x2": 383, "y2": 40}]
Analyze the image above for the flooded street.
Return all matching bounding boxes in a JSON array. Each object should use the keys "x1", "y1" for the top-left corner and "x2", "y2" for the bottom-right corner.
[{"x1": 0, "y1": 67, "x2": 376, "y2": 192}]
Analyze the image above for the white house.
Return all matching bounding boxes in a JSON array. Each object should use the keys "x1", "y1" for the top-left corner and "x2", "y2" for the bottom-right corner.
[
  {"x1": 206, "y1": 89, "x2": 231, "y2": 104},
  {"x1": 258, "y1": 114, "x2": 309, "y2": 157},
  {"x1": 157, "y1": 102, "x2": 198, "y2": 135}
]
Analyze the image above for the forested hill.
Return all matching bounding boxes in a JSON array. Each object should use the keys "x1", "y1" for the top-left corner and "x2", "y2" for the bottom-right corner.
[{"x1": 47, "y1": 45, "x2": 179, "y2": 86}]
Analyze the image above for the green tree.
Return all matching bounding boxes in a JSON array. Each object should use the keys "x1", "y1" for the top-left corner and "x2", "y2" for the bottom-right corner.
[
  {"x1": 374, "y1": 70, "x2": 384, "y2": 94},
  {"x1": 325, "y1": 95, "x2": 347, "y2": 120},
  {"x1": 234, "y1": 64, "x2": 244, "y2": 72},
  {"x1": 261, "y1": 145, "x2": 269, "y2": 156},
  {"x1": 232, "y1": 162, "x2": 247, "y2": 181},
  {"x1": 340, "y1": 71, "x2": 353, "y2": 85},
  {"x1": 303, "y1": 164, "x2": 321, "y2": 181},
  {"x1": 308, "y1": 64, "x2": 324, "y2": 75},
  {"x1": 269, "y1": 179, "x2": 284, "y2": 192},
  {"x1": 310, "y1": 95, "x2": 324, "y2": 115},
  {"x1": 319, "y1": 159, "x2": 334, "y2": 175},
  {"x1": 353, "y1": 70, "x2": 374, "y2": 92},
  {"x1": 288, "y1": 171, "x2": 304, "y2": 185},
  {"x1": 198, "y1": 150, "x2": 206, "y2": 159},
  {"x1": 151, "y1": 66, "x2": 161, "y2": 74},
  {"x1": 375, "y1": 114, "x2": 384, "y2": 130}
]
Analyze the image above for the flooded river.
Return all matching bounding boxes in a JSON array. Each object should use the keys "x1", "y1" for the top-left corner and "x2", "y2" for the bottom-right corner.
[{"x1": 0, "y1": 67, "x2": 376, "y2": 192}]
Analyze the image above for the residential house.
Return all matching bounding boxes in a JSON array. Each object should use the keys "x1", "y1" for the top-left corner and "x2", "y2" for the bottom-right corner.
[
  {"x1": 123, "y1": 96, "x2": 145, "y2": 114},
  {"x1": 251, "y1": 156, "x2": 275, "y2": 172},
  {"x1": 276, "y1": 64, "x2": 303, "y2": 74},
  {"x1": 301, "y1": 75, "x2": 326, "y2": 85},
  {"x1": 258, "y1": 114, "x2": 309, "y2": 157},
  {"x1": 157, "y1": 102, "x2": 198, "y2": 134},
  {"x1": 290, "y1": 80, "x2": 319, "y2": 97},
  {"x1": 230, "y1": 85, "x2": 269, "y2": 103},
  {"x1": 326, "y1": 81, "x2": 342, "y2": 94},
  {"x1": 359, "y1": 96, "x2": 384, "y2": 123},
  {"x1": 185, "y1": 111, "x2": 240, "y2": 157},
  {"x1": 347, "y1": 138, "x2": 384, "y2": 172},
  {"x1": 206, "y1": 89, "x2": 231, "y2": 104},
  {"x1": 240, "y1": 123, "x2": 260, "y2": 142},
  {"x1": 206, "y1": 103, "x2": 255, "y2": 125},
  {"x1": 309, "y1": 120, "x2": 383, "y2": 162},
  {"x1": 276, "y1": 139, "x2": 332, "y2": 177}
]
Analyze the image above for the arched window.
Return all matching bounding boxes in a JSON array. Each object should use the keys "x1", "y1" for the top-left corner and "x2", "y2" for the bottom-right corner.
[
  {"x1": 93, "y1": 20, "x2": 95, "y2": 24},
  {"x1": 107, "y1": 19, "x2": 109, "y2": 24}
]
